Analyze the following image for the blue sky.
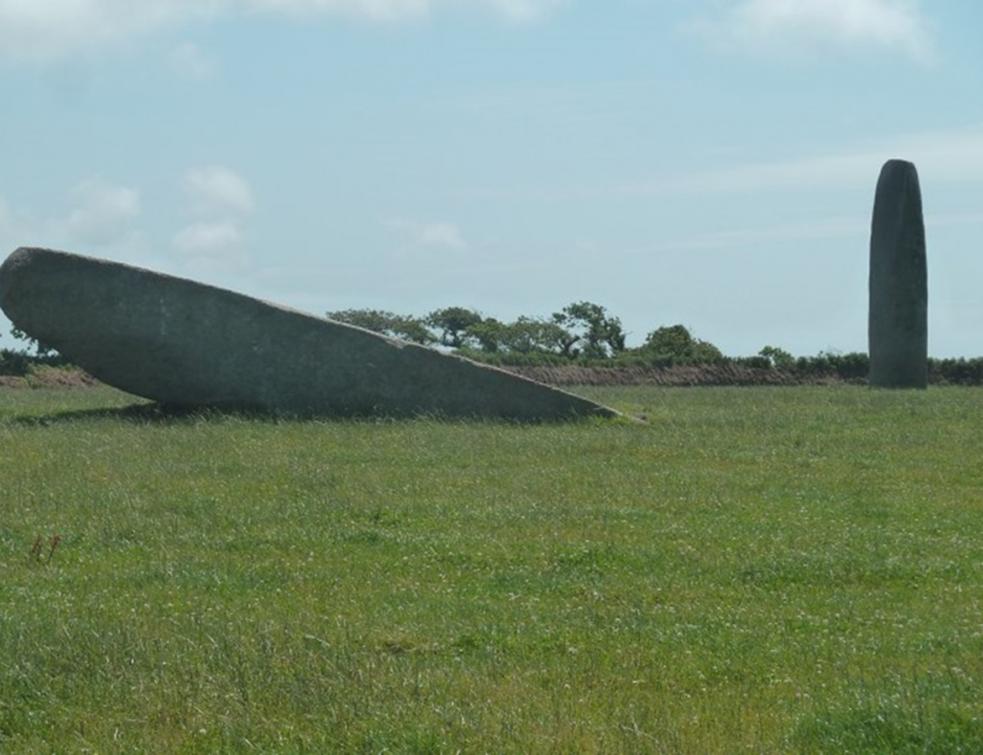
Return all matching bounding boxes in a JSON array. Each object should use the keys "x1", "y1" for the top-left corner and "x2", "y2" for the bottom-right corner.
[{"x1": 1, "y1": 0, "x2": 982, "y2": 356}]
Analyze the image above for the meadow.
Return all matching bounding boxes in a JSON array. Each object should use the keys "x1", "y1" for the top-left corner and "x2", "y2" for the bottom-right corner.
[{"x1": 1, "y1": 385, "x2": 982, "y2": 753}]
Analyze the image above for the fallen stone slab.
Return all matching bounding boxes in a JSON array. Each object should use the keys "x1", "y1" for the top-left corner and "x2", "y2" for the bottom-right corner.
[
  {"x1": 0, "y1": 247, "x2": 618, "y2": 420},
  {"x1": 868, "y1": 159, "x2": 928, "y2": 389}
]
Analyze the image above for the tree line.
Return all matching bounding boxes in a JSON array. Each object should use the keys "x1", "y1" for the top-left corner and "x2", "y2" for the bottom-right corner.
[
  {"x1": 325, "y1": 302, "x2": 723, "y2": 365},
  {"x1": 5, "y1": 303, "x2": 983, "y2": 384},
  {"x1": 321, "y1": 305, "x2": 983, "y2": 383}
]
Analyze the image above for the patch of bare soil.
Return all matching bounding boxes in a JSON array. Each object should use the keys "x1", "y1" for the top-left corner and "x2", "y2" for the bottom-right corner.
[
  {"x1": 508, "y1": 364, "x2": 851, "y2": 387},
  {"x1": 0, "y1": 367, "x2": 101, "y2": 389},
  {"x1": 0, "y1": 375, "x2": 29, "y2": 389}
]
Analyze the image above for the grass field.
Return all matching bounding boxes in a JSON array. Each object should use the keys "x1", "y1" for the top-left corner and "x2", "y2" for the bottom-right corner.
[{"x1": 2, "y1": 385, "x2": 983, "y2": 753}]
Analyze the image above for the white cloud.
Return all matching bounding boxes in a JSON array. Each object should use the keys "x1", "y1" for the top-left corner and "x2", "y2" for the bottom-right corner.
[
  {"x1": 418, "y1": 221, "x2": 468, "y2": 249},
  {"x1": 1, "y1": 184, "x2": 150, "y2": 260},
  {"x1": 0, "y1": 182, "x2": 157, "y2": 274},
  {"x1": 480, "y1": 0, "x2": 562, "y2": 22},
  {"x1": 0, "y1": 0, "x2": 563, "y2": 61},
  {"x1": 173, "y1": 220, "x2": 243, "y2": 254},
  {"x1": 245, "y1": 0, "x2": 430, "y2": 21},
  {"x1": 175, "y1": 165, "x2": 253, "y2": 262},
  {"x1": 240, "y1": 0, "x2": 561, "y2": 22},
  {"x1": 697, "y1": 0, "x2": 933, "y2": 62},
  {"x1": 64, "y1": 177, "x2": 141, "y2": 245},
  {"x1": 168, "y1": 41, "x2": 218, "y2": 80},
  {"x1": 387, "y1": 218, "x2": 468, "y2": 250},
  {"x1": 184, "y1": 166, "x2": 255, "y2": 217},
  {"x1": 0, "y1": 1, "x2": 208, "y2": 62}
]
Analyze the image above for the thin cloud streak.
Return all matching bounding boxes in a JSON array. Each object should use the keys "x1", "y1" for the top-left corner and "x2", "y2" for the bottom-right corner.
[
  {"x1": 693, "y1": 0, "x2": 934, "y2": 63},
  {"x1": 492, "y1": 124, "x2": 983, "y2": 203},
  {"x1": 168, "y1": 42, "x2": 219, "y2": 80},
  {"x1": 173, "y1": 221, "x2": 243, "y2": 254},
  {"x1": 184, "y1": 166, "x2": 255, "y2": 218},
  {"x1": 624, "y1": 126, "x2": 983, "y2": 198},
  {"x1": 643, "y1": 216, "x2": 868, "y2": 256},
  {"x1": 385, "y1": 218, "x2": 469, "y2": 251},
  {"x1": 0, "y1": 0, "x2": 564, "y2": 61},
  {"x1": 627, "y1": 209, "x2": 983, "y2": 260},
  {"x1": 64, "y1": 177, "x2": 141, "y2": 246}
]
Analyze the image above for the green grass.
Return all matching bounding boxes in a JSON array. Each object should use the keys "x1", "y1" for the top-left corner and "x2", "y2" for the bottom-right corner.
[{"x1": 2, "y1": 385, "x2": 983, "y2": 752}]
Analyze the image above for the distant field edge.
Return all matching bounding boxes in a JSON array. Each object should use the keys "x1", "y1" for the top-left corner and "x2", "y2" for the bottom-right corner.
[
  {"x1": 510, "y1": 364, "x2": 858, "y2": 387},
  {"x1": 4, "y1": 363, "x2": 983, "y2": 391}
]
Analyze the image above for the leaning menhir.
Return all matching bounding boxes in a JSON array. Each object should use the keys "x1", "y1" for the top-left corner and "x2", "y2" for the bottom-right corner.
[
  {"x1": 868, "y1": 159, "x2": 928, "y2": 389},
  {"x1": 0, "y1": 247, "x2": 617, "y2": 420}
]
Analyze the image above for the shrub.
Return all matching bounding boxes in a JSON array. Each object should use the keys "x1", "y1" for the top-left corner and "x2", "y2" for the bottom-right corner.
[{"x1": 0, "y1": 348, "x2": 31, "y2": 376}]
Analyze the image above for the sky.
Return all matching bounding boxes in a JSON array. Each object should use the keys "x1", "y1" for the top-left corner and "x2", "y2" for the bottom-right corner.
[{"x1": 1, "y1": 0, "x2": 982, "y2": 357}]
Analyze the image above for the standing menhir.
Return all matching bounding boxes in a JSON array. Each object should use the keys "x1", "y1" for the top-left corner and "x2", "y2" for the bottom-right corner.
[{"x1": 868, "y1": 159, "x2": 928, "y2": 388}]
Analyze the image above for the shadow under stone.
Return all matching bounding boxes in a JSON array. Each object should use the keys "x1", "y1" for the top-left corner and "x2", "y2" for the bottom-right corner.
[
  {"x1": 10, "y1": 402, "x2": 288, "y2": 427},
  {"x1": 10, "y1": 401, "x2": 624, "y2": 427}
]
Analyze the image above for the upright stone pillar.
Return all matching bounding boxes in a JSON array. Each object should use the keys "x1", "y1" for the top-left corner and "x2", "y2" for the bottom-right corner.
[{"x1": 868, "y1": 159, "x2": 928, "y2": 388}]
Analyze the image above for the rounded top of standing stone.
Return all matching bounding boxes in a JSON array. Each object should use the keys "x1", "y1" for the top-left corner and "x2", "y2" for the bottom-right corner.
[
  {"x1": 880, "y1": 158, "x2": 919, "y2": 177},
  {"x1": 875, "y1": 159, "x2": 922, "y2": 204}
]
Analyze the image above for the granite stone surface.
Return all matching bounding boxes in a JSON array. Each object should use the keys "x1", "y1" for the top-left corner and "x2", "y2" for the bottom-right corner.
[
  {"x1": 0, "y1": 247, "x2": 617, "y2": 420},
  {"x1": 868, "y1": 160, "x2": 928, "y2": 389}
]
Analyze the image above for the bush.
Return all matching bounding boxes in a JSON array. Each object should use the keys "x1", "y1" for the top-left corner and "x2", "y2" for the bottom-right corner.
[
  {"x1": 631, "y1": 325, "x2": 723, "y2": 366},
  {"x1": 733, "y1": 356, "x2": 773, "y2": 370},
  {"x1": 759, "y1": 345, "x2": 795, "y2": 369},
  {"x1": 0, "y1": 348, "x2": 31, "y2": 376},
  {"x1": 455, "y1": 348, "x2": 570, "y2": 368},
  {"x1": 930, "y1": 358, "x2": 983, "y2": 385}
]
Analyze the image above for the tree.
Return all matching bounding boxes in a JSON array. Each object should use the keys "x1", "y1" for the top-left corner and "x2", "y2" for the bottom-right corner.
[
  {"x1": 426, "y1": 307, "x2": 484, "y2": 349},
  {"x1": 499, "y1": 317, "x2": 571, "y2": 354},
  {"x1": 549, "y1": 312, "x2": 582, "y2": 357},
  {"x1": 466, "y1": 318, "x2": 507, "y2": 353},
  {"x1": 643, "y1": 324, "x2": 693, "y2": 357},
  {"x1": 326, "y1": 309, "x2": 434, "y2": 345},
  {"x1": 461, "y1": 316, "x2": 573, "y2": 356},
  {"x1": 641, "y1": 324, "x2": 722, "y2": 363},
  {"x1": 758, "y1": 345, "x2": 795, "y2": 370},
  {"x1": 551, "y1": 302, "x2": 626, "y2": 359}
]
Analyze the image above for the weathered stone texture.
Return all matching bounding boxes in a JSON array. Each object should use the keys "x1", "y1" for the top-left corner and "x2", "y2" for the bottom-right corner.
[
  {"x1": 0, "y1": 247, "x2": 617, "y2": 420},
  {"x1": 868, "y1": 159, "x2": 928, "y2": 389}
]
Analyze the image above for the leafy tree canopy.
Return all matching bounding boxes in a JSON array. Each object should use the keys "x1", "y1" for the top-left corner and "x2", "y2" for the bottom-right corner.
[
  {"x1": 759, "y1": 345, "x2": 795, "y2": 369},
  {"x1": 426, "y1": 307, "x2": 484, "y2": 349},
  {"x1": 326, "y1": 309, "x2": 434, "y2": 345},
  {"x1": 641, "y1": 324, "x2": 722, "y2": 364},
  {"x1": 551, "y1": 301, "x2": 626, "y2": 359}
]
